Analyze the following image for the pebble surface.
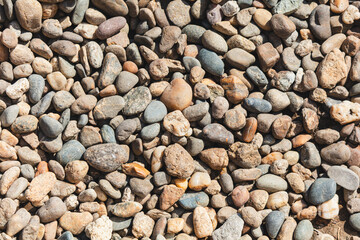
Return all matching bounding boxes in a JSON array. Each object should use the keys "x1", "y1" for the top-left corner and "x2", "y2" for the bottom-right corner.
[{"x1": 0, "y1": 0, "x2": 360, "y2": 239}]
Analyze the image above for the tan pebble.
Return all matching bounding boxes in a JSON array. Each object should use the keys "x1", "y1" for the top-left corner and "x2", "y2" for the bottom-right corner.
[
  {"x1": 253, "y1": 9, "x2": 272, "y2": 31},
  {"x1": 59, "y1": 212, "x2": 93, "y2": 235},
  {"x1": 266, "y1": 191, "x2": 288, "y2": 210},
  {"x1": 167, "y1": 218, "x2": 185, "y2": 234},
  {"x1": 297, "y1": 206, "x2": 317, "y2": 220},
  {"x1": 189, "y1": 172, "x2": 211, "y2": 191},
  {"x1": 163, "y1": 110, "x2": 191, "y2": 137},
  {"x1": 193, "y1": 206, "x2": 213, "y2": 238}
]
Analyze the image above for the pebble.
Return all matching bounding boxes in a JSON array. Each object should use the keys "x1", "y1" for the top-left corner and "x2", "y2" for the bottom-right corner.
[
  {"x1": 178, "y1": 192, "x2": 209, "y2": 210},
  {"x1": 256, "y1": 174, "x2": 288, "y2": 193},
  {"x1": 193, "y1": 206, "x2": 213, "y2": 238},
  {"x1": 327, "y1": 166, "x2": 359, "y2": 191},
  {"x1": 25, "y1": 172, "x2": 56, "y2": 203},
  {"x1": 265, "y1": 211, "x2": 285, "y2": 239},
  {"x1": 317, "y1": 194, "x2": 339, "y2": 219},
  {"x1": 294, "y1": 220, "x2": 313, "y2": 240},
  {"x1": 350, "y1": 213, "x2": 360, "y2": 231},
  {"x1": 161, "y1": 78, "x2": 192, "y2": 111},
  {"x1": 84, "y1": 143, "x2": 129, "y2": 172},
  {"x1": 307, "y1": 178, "x2": 337, "y2": 205},
  {"x1": 164, "y1": 143, "x2": 194, "y2": 179},
  {"x1": 59, "y1": 212, "x2": 93, "y2": 235},
  {"x1": 212, "y1": 213, "x2": 244, "y2": 240},
  {"x1": 37, "y1": 197, "x2": 67, "y2": 223},
  {"x1": 197, "y1": 48, "x2": 224, "y2": 76}
]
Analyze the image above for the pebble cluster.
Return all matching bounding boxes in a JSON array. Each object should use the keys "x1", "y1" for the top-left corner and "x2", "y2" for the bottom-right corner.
[{"x1": 1, "y1": 0, "x2": 360, "y2": 239}]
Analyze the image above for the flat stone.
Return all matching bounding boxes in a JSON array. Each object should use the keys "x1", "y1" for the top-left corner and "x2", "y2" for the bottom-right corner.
[{"x1": 327, "y1": 166, "x2": 359, "y2": 191}]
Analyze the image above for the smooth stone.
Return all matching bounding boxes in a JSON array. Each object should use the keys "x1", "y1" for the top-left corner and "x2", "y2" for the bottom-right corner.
[
  {"x1": 144, "y1": 101, "x2": 167, "y2": 123},
  {"x1": 327, "y1": 166, "x2": 359, "y2": 191},
  {"x1": 202, "y1": 30, "x2": 228, "y2": 54},
  {"x1": 140, "y1": 123, "x2": 160, "y2": 141},
  {"x1": 265, "y1": 211, "x2": 285, "y2": 239},
  {"x1": 225, "y1": 48, "x2": 255, "y2": 70},
  {"x1": 56, "y1": 140, "x2": 85, "y2": 166},
  {"x1": 72, "y1": 0, "x2": 89, "y2": 24},
  {"x1": 90, "y1": 0, "x2": 128, "y2": 16},
  {"x1": 300, "y1": 142, "x2": 321, "y2": 168},
  {"x1": 178, "y1": 192, "x2": 209, "y2": 210},
  {"x1": 181, "y1": 24, "x2": 206, "y2": 44},
  {"x1": 31, "y1": 91, "x2": 55, "y2": 117},
  {"x1": 246, "y1": 66, "x2": 268, "y2": 87},
  {"x1": 307, "y1": 178, "x2": 337, "y2": 205},
  {"x1": 197, "y1": 48, "x2": 224, "y2": 76},
  {"x1": 115, "y1": 71, "x2": 139, "y2": 94},
  {"x1": 101, "y1": 125, "x2": 116, "y2": 143},
  {"x1": 28, "y1": 74, "x2": 45, "y2": 104},
  {"x1": 256, "y1": 174, "x2": 288, "y2": 193},
  {"x1": 244, "y1": 98, "x2": 272, "y2": 113},
  {"x1": 1, "y1": 105, "x2": 19, "y2": 128},
  {"x1": 309, "y1": 5, "x2": 331, "y2": 41},
  {"x1": 183, "y1": 57, "x2": 201, "y2": 72},
  {"x1": 294, "y1": 220, "x2": 313, "y2": 240},
  {"x1": 350, "y1": 213, "x2": 360, "y2": 232},
  {"x1": 39, "y1": 115, "x2": 63, "y2": 138}
]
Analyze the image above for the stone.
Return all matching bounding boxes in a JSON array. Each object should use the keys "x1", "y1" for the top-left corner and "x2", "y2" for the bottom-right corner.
[
  {"x1": 132, "y1": 212, "x2": 155, "y2": 238},
  {"x1": 37, "y1": 197, "x2": 67, "y2": 223},
  {"x1": 202, "y1": 30, "x2": 228, "y2": 55},
  {"x1": 93, "y1": 96, "x2": 125, "y2": 120},
  {"x1": 26, "y1": 172, "x2": 56, "y2": 203},
  {"x1": 178, "y1": 192, "x2": 209, "y2": 210},
  {"x1": 96, "y1": 16, "x2": 126, "y2": 40},
  {"x1": 197, "y1": 48, "x2": 224, "y2": 76},
  {"x1": 59, "y1": 212, "x2": 93, "y2": 235},
  {"x1": 159, "y1": 184, "x2": 185, "y2": 210},
  {"x1": 84, "y1": 143, "x2": 129, "y2": 172},
  {"x1": 98, "y1": 53, "x2": 122, "y2": 89},
  {"x1": 300, "y1": 142, "x2": 321, "y2": 168},
  {"x1": 71, "y1": 95, "x2": 97, "y2": 115},
  {"x1": 265, "y1": 211, "x2": 285, "y2": 239},
  {"x1": 317, "y1": 194, "x2": 339, "y2": 219},
  {"x1": 203, "y1": 123, "x2": 234, "y2": 145},
  {"x1": 164, "y1": 144, "x2": 194, "y2": 178},
  {"x1": 123, "y1": 86, "x2": 151, "y2": 116},
  {"x1": 6, "y1": 208, "x2": 31, "y2": 237},
  {"x1": 163, "y1": 110, "x2": 190, "y2": 137},
  {"x1": 212, "y1": 213, "x2": 244, "y2": 240},
  {"x1": 228, "y1": 142, "x2": 261, "y2": 168},
  {"x1": 271, "y1": 14, "x2": 296, "y2": 38},
  {"x1": 330, "y1": 101, "x2": 360, "y2": 125},
  {"x1": 256, "y1": 174, "x2": 288, "y2": 193},
  {"x1": 166, "y1": 0, "x2": 191, "y2": 28},
  {"x1": 112, "y1": 201, "x2": 143, "y2": 218},
  {"x1": 320, "y1": 142, "x2": 351, "y2": 164},
  {"x1": 193, "y1": 206, "x2": 213, "y2": 238},
  {"x1": 56, "y1": 140, "x2": 85, "y2": 166},
  {"x1": 225, "y1": 48, "x2": 255, "y2": 70},
  {"x1": 199, "y1": 148, "x2": 228, "y2": 170},
  {"x1": 308, "y1": 178, "x2": 337, "y2": 205},
  {"x1": 231, "y1": 185, "x2": 250, "y2": 208},
  {"x1": 350, "y1": 212, "x2": 360, "y2": 232},
  {"x1": 253, "y1": 9, "x2": 272, "y2": 31},
  {"x1": 309, "y1": 5, "x2": 331, "y2": 41},
  {"x1": 327, "y1": 166, "x2": 359, "y2": 191},
  {"x1": 317, "y1": 48, "x2": 347, "y2": 89},
  {"x1": 294, "y1": 220, "x2": 313, "y2": 240},
  {"x1": 161, "y1": 78, "x2": 193, "y2": 111},
  {"x1": 14, "y1": 0, "x2": 42, "y2": 32}
]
